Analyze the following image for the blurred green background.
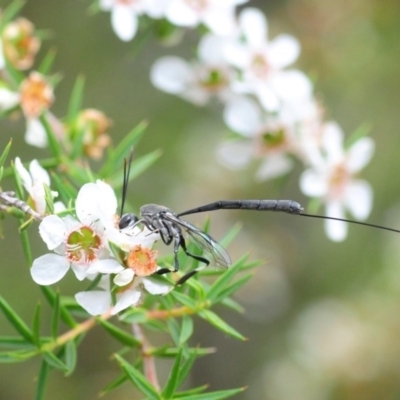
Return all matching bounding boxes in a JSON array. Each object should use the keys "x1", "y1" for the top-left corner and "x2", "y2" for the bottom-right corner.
[{"x1": 0, "y1": 0, "x2": 400, "y2": 399}]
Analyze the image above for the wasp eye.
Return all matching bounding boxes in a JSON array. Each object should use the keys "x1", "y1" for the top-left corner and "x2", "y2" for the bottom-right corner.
[{"x1": 119, "y1": 213, "x2": 139, "y2": 229}]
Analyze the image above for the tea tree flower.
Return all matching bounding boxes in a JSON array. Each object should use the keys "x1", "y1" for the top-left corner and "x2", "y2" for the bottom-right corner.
[
  {"x1": 100, "y1": 0, "x2": 142, "y2": 41},
  {"x1": 73, "y1": 108, "x2": 112, "y2": 160},
  {"x1": 100, "y1": 0, "x2": 168, "y2": 41},
  {"x1": 19, "y1": 71, "x2": 54, "y2": 147},
  {"x1": 2, "y1": 17, "x2": 40, "y2": 70},
  {"x1": 30, "y1": 181, "x2": 123, "y2": 285},
  {"x1": 219, "y1": 96, "x2": 306, "y2": 180},
  {"x1": 151, "y1": 34, "x2": 235, "y2": 105},
  {"x1": 14, "y1": 157, "x2": 57, "y2": 215},
  {"x1": 75, "y1": 245, "x2": 171, "y2": 316},
  {"x1": 0, "y1": 84, "x2": 20, "y2": 112},
  {"x1": 225, "y1": 8, "x2": 311, "y2": 111},
  {"x1": 165, "y1": 0, "x2": 247, "y2": 36},
  {"x1": 299, "y1": 122, "x2": 374, "y2": 241}
]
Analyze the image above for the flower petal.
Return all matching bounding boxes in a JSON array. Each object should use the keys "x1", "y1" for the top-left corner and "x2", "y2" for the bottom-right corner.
[
  {"x1": 223, "y1": 96, "x2": 261, "y2": 136},
  {"x1": 347, "y1": 137, "x2": 374, "y2": 173},
  {"x1": 71, "y1": 264, "x2": 89, "y2": 281},
  {"x1": 112, "y1": 289, "x2": 142, "y2": 314},
  {"x1": 321, "y1": 122, "x2": 344, "y2": 162},
  {"x1": 111, "y1": 5, "x2": 138, "y2": 41},
  {"x1": 239, "y1": 7, "x2": 268, "y2": 47},
  {"x1": 268, "y1": 34, "x2": 300, "y2": 68},
  {"x1": 325, "y1": 201, "x2": 347, "y2": 241},
  {"x1": 198, "y1": 34, "x2": 227, "y2": 64},
  {"x1": 0, "y1": 88, "x2": 20, "y2": 111},
  {"x1": 344, "y1": 180, "x2": 373, "y2": 220},
  {"x1": 203, "y1": 6, "x2": 236, "y2": 36},
  {"x1": 114, "y1": 268, "x2": 135, "y2": 286},
  {"x1": 256, "y1": 154, "x2": 293, "y2": 181},
  {"x1": 299, "y1": 169, "x2": 328, "y2": 197},
  {"x1": 150, "y1": 56, "x2": 193, "y2": 94},
  {"x1": 39, "y1": 215, "x2": 66, "y2": 250},
  {"x1": 87, "y1": 258, "x2": 124, "y2": 274},
  {"x1": 165, "y1": 0, "x2": 198, "y2": 27},
  {"x1": 75, "y1": 290, "x2": 111, "y2": 316},
  {"x1": 14, "y1": 157, "x2": 33, "y2": 193},
  {"x1": 142, "y1": 278, "x2": 172, "y2": 295},
  {"x1": 217, "y1": 140, "x2": 253, "y2": 170},
  {"x1": 25, "y1": 118, "x2": 48, "y2": 148},
  {"x1": 31, "y1": 253, "x2": 70, "y2": 285},
  {"x1": 76, "y1": 180, "x2": 117, "y2": 226},
  {"x1": 29, "y1": 159, "x2": 51, "y2": 187},
  {"x1": 271, "y1": 70, "x2": 312, "y2": 102}
]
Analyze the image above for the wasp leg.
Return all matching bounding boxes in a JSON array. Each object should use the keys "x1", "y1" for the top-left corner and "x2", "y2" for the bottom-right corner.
[
  {"x1": 175, "y1": 236, "x2": 210, "y2": 285},
  {"x1": 156, "y1": 231, "x2": 182, "y2": 276}
]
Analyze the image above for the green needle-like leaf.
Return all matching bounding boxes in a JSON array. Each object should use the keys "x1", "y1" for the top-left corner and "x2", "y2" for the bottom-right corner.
[
  {"x1": 0, "y1": 336, "x2": 35, "y2": 349},
  {"x1": 99, "y1": 121, "x2": 148, "y2": 178},
  {"x1": 64, "y1": 340, "x2": 77, "y2": 376},
  {"x1": 174, "y1": 387, "x2": 246, "y2": 400},
  {"x1": 100, "y1": 373, "x2": 128, "y2": 396},
  {"x1": 115, "y1": 354, "x2": 162, "y2": 399},
  {"x1": 174, "y1": 351, "x2": 197, "y2": 390},
  {"x1": 32, "y1": 302, "x2": 41, "y2": 347},
  {"x1": 40, "y1": 114, "x2": 62, "y2": 159},
  {"x1": 218, "y1": 223, "x2": 242, "y2": 248},
  {"x1": 51, "y1": 291, "x2": 60, "y2": 339},
  {"x1": 43, "y1": 351, "x2": 69, "y2": 372},
  {"x1": 162, "y1": 348, "x2": 183, "y2": 399},
  {"x1": 0, "y1": 349, "x2": 37, "y2": 363},
  {"x1": 66, "y1": 75, "x2": 85, "y2": 122},
  {"x1": 35, "y1": 359, "x2": 50, "y2": 400},
  {"x1": 212, "y1": 274, "x2": 253, "y2": 306},
  {"x1": 207, "y1": 254, "x2": 250, "y2": 302},
  {"x1": 170, "y1": 291, "x2": 198, "y2": 309},
  {"x1": 0, "y1": 296, "x2": 34, "y2": 343},
  {"x1": 97, "y1": 319, "x2": 141, "y2": 347},
  {"x1": 199, "y1": 310, "x2": 246, "y2": 341},
  {"x1": 0, "y1": 140, "x2": 12, "y2": 171},
  {"x1": 37, "y1": 49, "x2": 57, "y2": 76},
  {"x1": 179, "y1": 316, "x2": 193, "y2": 344},
  {"x1": 43, "y1": 183, "x2": 55, "y2": 214},
  {"x1": 0, "y1": 1, "x2": 25, "y2": 32}
]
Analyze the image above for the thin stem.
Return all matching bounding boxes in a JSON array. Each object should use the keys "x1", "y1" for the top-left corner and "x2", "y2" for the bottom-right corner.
[
  {"x1": 146, "y1": 302, "x2": 211, "y2": 320},
  {"x1": 132, "y1": 323, "x2": 160, "y2": 391},
  {"x1": 41, "y1": 309, "x2": 112, "y2": 353}
]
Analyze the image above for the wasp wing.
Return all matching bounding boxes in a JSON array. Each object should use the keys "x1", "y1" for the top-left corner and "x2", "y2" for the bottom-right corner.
[{"x1": 163, "y1": 213, "x2": 231, "y2": 269}]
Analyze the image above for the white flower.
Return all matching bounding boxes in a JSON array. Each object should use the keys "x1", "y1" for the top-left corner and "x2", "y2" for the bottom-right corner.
[
  {"x1": 151, "y1": 34, "x2": 236, "y2": 105},
  {"x1": 112, "y1": 245, "x2": 171, "y2": 314},
  {"x1": 219, "y1": 96, "x2": 303, "y2": 180},
  {"x1": 0, "y1": 87, "x2": 20, "y2": 111},
  {"x1": 30, "y1": 181, "x2": 124, "y2": 285},
  {"x1": 165, "y1": 0, "x2": 247, "y2": 36},
  {"x1": 100, "y1": 0, "x2": 144, "y2": 41},
  {"x1": 75, "y1": 248, "x2": 171, "y2": 316},
  {"x1": 14, "y1": 157, "x2": 56, "y2": 215},
  {"x1": 100, "y1": 0, "x2": 168, "y2": 41},
  {"x1": 225, "y1": 8, "x2": 311, "y2": 111},
  {"x1": 299, "y1": 122, "x2": 374, "y2": 241}
]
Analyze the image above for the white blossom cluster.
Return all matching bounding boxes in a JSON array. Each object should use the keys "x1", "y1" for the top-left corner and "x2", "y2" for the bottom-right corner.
[
  {"x1": 16, "y1": 158, "x2": 171, "y2": 316},
  {"x1": 101, "y1": 1, "x2": 375, "y2": 242}
]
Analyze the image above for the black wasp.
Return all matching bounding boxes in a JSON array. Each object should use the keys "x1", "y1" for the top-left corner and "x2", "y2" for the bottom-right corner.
[
  {"x1": 119, "y1": 200, "x2": 303, "y2": 285},
  {"x1": 118, "y1": 154, "x2": 400, "y2": 285}
]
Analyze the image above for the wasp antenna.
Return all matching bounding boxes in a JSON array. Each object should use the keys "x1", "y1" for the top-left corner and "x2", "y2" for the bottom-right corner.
[
  {"x1": 120, "y1": 148, "x2": 134, "y2": 217},
  {"x1": 299, "y1": 212, "x2": 400, "y2": 235}
]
